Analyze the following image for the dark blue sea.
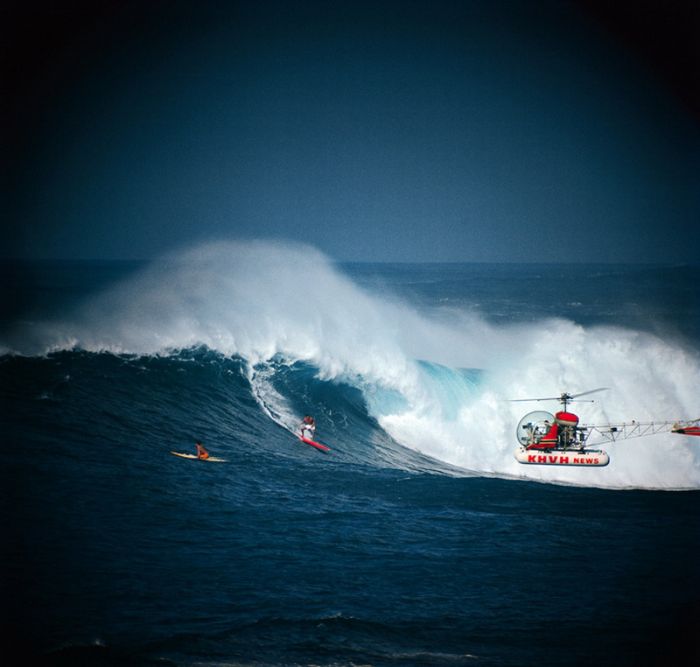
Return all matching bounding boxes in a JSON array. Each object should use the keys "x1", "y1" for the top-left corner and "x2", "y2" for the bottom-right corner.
[{"x1": 2, "y1": 242, "x2": 699, "y2": 666}]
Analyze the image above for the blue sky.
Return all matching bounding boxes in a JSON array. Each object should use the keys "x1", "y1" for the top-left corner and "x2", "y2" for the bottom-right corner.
[{"x1": 4, "y1": 1, "x2": 699, "y2": 262}]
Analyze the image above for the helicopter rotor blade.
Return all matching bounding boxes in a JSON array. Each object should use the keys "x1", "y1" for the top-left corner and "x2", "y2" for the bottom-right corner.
[
  {"x1": 509, "y1": 388, "x2": 609, "y2": 403},
  {"x1": 568, "y1": 387, "x2": 609, "y2": 399},
  {"x1": 509, "y1": 397, "x2": 561, "y2": 402}
]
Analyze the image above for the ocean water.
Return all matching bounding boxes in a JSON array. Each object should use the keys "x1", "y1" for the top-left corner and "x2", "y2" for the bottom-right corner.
[{"x1": 2, "y1": 241, "x2": 699, "y2": 666}]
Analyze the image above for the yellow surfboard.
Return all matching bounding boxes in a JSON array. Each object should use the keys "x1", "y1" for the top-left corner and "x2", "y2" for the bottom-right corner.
[{"x1": 170, "y1": 451, "x2": 227, "y2": 462}]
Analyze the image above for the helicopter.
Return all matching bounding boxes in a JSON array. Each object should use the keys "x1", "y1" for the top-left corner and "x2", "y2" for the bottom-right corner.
[{"x1": 512, "y1": 388, "x2": 700, "y2": 467}]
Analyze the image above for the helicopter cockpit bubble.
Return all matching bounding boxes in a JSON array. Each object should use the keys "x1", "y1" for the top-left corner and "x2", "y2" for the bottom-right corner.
[{"x1": 516, "y1": 410, "x2": 556, "y2": 446}]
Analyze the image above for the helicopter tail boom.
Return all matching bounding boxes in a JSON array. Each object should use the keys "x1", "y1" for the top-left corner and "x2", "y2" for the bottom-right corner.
[{"x1": 583, "y1": 418, "x2": 700, "y2": 444}]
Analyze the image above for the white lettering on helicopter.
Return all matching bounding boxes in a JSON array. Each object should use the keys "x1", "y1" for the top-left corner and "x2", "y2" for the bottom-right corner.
[{"x1": 527, "y1": 454, "x2": 601, "y2": 465}]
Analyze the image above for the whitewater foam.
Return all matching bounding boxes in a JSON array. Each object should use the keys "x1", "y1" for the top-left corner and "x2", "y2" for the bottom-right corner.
[{"x1": 5, "y1": 240, "x2": 699, "y2": 488}]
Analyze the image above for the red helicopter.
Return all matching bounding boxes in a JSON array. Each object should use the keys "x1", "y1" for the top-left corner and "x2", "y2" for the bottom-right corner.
[{"x1": 512, "y1": 388, "x2": 700, "y2": 467}]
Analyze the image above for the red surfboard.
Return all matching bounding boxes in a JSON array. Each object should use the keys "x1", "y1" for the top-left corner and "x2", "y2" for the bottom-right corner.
[{"x1": 299, "y1": 436, "x2": 330, "y2": 452}]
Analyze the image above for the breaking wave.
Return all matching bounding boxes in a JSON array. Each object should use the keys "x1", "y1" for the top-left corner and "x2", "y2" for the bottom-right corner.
[{"x1": 3, "y1": 240, "x2": 699, "y2": 489}]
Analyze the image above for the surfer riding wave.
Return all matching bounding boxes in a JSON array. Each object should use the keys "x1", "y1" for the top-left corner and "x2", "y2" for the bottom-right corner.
[{"x1": 300, "y1": 415, "x2": 316, "y2": 440}]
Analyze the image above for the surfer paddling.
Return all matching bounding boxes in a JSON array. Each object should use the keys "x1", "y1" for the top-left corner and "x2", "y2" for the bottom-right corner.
[
  {"x1": 300, "y1": 416, "x2": 316, "y2": 440},
  {"x1": 195, "y1": 441, "x2": 210, "y2": 460}
]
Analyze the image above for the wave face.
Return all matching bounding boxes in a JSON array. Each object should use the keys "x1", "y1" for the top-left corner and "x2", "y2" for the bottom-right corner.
[{"x1": 3, "y1": 240, "x2": 700, "y2": 489}]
